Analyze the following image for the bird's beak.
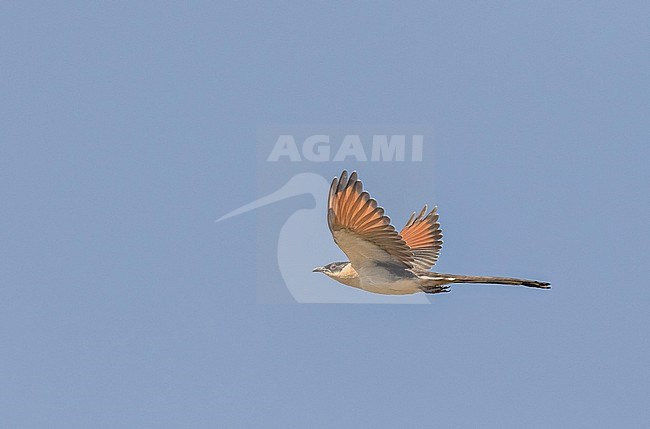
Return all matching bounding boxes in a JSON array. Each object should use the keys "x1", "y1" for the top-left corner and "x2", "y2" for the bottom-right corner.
[{"x1": 312, "y1": 266, "x2": 325, "y2": 273}]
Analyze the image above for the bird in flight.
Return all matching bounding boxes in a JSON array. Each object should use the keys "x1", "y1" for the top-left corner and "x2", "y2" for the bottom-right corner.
[{"x1": 313, "y1": 170, "x2": 550, "y2": 295}]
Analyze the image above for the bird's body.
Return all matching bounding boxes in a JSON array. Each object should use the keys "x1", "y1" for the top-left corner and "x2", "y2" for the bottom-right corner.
[
  {"x1": 313, "y1": 170, "x2": 550, "y2": 295},
  {"x1": 317, "y1": 261, "x2": 421, "y2": 295}
]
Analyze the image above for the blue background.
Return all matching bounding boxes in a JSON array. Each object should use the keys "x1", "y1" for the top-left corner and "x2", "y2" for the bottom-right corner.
[{"x1": 2, "y1": 2, "x2": 649, "y2": 427}]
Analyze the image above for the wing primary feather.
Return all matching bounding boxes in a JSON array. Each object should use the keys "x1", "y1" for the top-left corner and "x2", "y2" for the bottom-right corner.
[
  {"x1": 337, "y1": 170, "x2": 349, "y2": 192},
  {"x1": 340, "y1": 179, "x2": 361, "y2": 223},
  {"x1": 418, "y1": 205, "x2": 428, "y2": 220},
  {"x1": 348, "y1": 171, "x2": 358, "y2": 185},
  {"x1": 349, "y1": 191, "x2": 371, "y2": 226},
  {"x1": 405, "y1": 212, "x2": 416, "y2": 227}
]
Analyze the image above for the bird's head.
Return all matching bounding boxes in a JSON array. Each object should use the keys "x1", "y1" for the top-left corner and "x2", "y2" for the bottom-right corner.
[
  {"x1": 313, "y1": 261, "x2": 359, "y2": 287},
  {"x1": 312, "y1": 261, "x2": 351, "y2": 279}
]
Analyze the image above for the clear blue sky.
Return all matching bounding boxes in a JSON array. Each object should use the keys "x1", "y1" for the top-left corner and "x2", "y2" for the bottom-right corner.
[{"x1": 2, "y1": 2, "x2": 649, "y2": 428}]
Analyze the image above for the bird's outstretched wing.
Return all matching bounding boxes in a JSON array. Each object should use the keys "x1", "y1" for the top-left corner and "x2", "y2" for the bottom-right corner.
[
  {"x1": 328, "y1": 171, "x2": 414, "y2": 270},
  {"x1": 399, "y1": 205, "x2": 443, "y2": 270}
]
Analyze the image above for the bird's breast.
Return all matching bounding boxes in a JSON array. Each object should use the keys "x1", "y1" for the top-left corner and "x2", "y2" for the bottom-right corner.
[{"x1": 356, "y1": 264, "x2": 421, "y2": 295}]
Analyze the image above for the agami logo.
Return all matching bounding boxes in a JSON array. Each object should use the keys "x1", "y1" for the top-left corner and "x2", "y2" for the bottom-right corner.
[
  {"x1": 218, "y1": 128, "x2": 433, "y2": 304},
  {"x1": 217, "y1": 171, "x2": 432, "y2": 304},
  {"x1": 267, "y1": 134, "x2": 424, "y2": 162}
]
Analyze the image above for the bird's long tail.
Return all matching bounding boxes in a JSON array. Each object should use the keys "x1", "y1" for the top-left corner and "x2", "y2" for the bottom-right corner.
[{"x1": 420, "y1": 273, "x2": 551, "y2": 289}]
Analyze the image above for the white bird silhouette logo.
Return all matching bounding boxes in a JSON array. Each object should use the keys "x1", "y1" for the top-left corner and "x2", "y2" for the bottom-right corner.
[{"x1": 216, "y1": 172, "x2": 431, "y2": 303}]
